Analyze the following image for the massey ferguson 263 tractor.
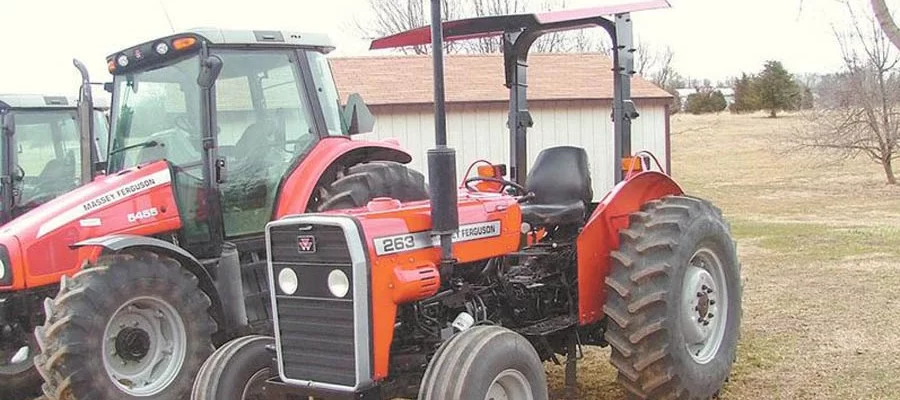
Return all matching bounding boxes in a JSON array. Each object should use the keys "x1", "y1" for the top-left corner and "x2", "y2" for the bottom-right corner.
[
  {"x1": 0, "y1": 60, "x2": 109, "y2": 226},
  {"x1": 0, "y1": 30, "x2": 427, "y2": 399},
  {"x1": 193, "y1": 1, "x2": 742, "y2": 400}
]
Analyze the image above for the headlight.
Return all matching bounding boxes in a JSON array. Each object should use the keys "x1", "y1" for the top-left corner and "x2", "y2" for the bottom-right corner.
[
  {"x1": 0, "y1": 244, "x2": 11, "y2": 285},
  {"x1": 278, "y1": 268, "x2": 298, "y2": 295},
  {"x1": 327, "y1": 269, "x2": 350, "y2": 298},
  {"x1": 154, "y1": 42, "x2": 169, "y2": 55}
]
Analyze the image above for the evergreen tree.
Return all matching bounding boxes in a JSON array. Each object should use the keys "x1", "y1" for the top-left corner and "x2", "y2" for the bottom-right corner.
[
  {"x1": 730, "y1": 73, "x2": 759, "y2": 114},
  {"x1": 755, "y1": 60, "x2": 799, "y2": 118}
]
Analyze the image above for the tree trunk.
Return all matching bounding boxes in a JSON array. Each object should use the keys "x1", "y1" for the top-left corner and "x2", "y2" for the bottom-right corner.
[
  {"x1": 883, "y1": 157, "x2": 897, "y2": 184},
  {"x1": 769, "y1": 109, "x2": 777, "y2": 118},
  {"x1": 872, "y1": 0, "x2": 900, "y2": 51}
]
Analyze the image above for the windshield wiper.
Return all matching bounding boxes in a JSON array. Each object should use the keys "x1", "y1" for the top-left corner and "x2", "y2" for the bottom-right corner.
[{"x1": 109, "y1": 140, "x2": 159, "y2": 155}]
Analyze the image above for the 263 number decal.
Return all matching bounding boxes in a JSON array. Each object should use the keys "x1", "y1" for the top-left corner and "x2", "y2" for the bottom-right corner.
[{"x1": 381, "y1": 235, "x2": 415, "y2": 253}]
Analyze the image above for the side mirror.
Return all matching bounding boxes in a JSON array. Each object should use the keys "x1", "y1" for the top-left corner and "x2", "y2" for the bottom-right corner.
[
  {"x1": 197, "y1": 55, "x2": 224, "y2": 89},
  {"x1": 103, "y1": 82, "x2": 114, "y2": 93},
  {"x1": 341, "y1": 93, "x2": 375, "y2": 135},
  {"x1": 0, "y1": 113, "x2": 14, "y2": 136}
]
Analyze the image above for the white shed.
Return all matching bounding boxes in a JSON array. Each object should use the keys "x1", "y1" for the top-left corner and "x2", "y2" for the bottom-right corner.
[{"x1": 331, "y1": 53, "x2": 673, "y2": 200}]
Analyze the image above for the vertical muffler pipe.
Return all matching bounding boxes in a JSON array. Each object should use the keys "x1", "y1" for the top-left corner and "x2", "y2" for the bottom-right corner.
[{"x1": 428, "y1": 0, "x2": 458, "y2": 279}]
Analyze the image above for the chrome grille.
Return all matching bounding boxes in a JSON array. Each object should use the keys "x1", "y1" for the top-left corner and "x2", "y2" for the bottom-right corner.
[{"x1": 266, "y1": 216, "x2": 371, "y2": 391}]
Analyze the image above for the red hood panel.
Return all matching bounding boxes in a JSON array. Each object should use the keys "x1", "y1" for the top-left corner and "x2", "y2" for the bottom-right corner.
[{"x1": 0, "y1": 161, "x2": 184, "y2": 288}]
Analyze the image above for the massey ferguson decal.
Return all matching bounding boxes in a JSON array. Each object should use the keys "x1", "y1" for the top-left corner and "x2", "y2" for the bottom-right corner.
[
  {"x1": 374, "y1": 220, "x2": 502, "y2": 256},
  {"x1": 83, "y1": 178, "x2": 159, "y2": 212},
  {"x1": 37, "y1": 169, "x2": 172, "y2": 238},
  {"x1": 297, "y1": 235, "x2": 316, "y2": 253}
]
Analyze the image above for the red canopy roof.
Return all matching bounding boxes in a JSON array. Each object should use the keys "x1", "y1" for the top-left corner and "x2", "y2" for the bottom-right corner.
[{"x1": 370, "y1": 0, "x2": 670, "y2": 50}]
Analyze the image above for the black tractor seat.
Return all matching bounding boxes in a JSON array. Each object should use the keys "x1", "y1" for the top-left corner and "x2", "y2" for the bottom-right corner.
[{"x1": 520, "y1": 146, "x2": 593, "y2": 227}]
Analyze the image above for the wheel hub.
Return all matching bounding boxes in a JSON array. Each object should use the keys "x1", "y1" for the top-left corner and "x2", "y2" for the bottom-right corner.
[
  {"x1": 115, "y1": 327, "x2": 151, "y2": 362},
  {"x1": 485, "y1": 369, "x2": 533, "y2": 400},
  {"x1": 102, "y1": 296, "x2": 187, "y2": 396},
  {"x1": 681, "y1": 249, "x2": 728, "y2": 364}
]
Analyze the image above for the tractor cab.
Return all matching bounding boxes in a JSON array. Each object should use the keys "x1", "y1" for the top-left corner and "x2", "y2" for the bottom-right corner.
[
  {"x1": 104, "y1": 29, "x2": 374, "y2": 252},
  {"x1": 0, "y1": 93, "x2": 109, "y2": 223}
]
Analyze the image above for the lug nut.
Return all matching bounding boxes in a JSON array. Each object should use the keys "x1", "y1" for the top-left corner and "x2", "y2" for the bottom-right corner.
[
  {"x1": 707, "y1": 313, "x2": 714, "y2": 319},
  {"x1": 709, "y1": 300, "x2": 716, "y2": 305},
  {"x1": 702, "y1": 285, "x2": 709, "y2": 291},
  {"x1": 697, "y1": 292, "x2": 704, "y2": 297},
  {"x1": 698, "y1": 317, "x2": 704, "y2": 323},
  {"x1": 703, "y1": 320, "x2": 710, "y2": 326}
]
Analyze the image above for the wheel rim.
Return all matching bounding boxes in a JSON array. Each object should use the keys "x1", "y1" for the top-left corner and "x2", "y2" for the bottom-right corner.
[
  {"x1": 241, "y1": 368, "x2": 272, "y2": 400},
  {"x1": 484, "y1": 369, "x2": 533, "y2": 400},
  {"x1": 102, "y1": 296, "x2": 187, "y2": 396},
  {"x1": 681, "y1": 248, "x2": 728, "y2": 364},
  {"x1": 0, "y1": 338, "x2": 33, "y2": 375}
]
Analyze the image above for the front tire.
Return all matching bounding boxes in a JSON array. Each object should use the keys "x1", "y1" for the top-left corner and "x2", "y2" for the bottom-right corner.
[
  {"x1": 604, "y1": 195, "x2": 742, "y2": 399},
  {"x1": 418, "y1": 326, "x2": 548, "y2": 400},
  {"x1": 191, "y1": 335, "x2": 275, "y2": 400},
  {"x1": 34, "y1": 251, "x2": 216, "y2": 400}
]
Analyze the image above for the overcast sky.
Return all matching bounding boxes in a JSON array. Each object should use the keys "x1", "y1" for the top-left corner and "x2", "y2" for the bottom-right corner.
[{"x1": 0, "y1": 0, "x2": 892, "y2": 96}]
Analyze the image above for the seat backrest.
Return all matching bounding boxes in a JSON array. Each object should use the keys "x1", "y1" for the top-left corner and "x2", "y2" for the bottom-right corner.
[{"x1": 525, "y1": 145, "x2": 593, "y2": 206}]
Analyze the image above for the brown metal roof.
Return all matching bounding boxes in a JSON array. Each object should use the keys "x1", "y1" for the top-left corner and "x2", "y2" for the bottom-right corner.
[{"x1": 330, "y1": 53, "x2": 673, "y2": 106}]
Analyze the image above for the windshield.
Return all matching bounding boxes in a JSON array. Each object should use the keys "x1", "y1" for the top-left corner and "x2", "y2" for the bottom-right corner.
[
  {"x1": 107, "y1": 56, "x2": 203, "y2": 173},
  {"x1": 5, "y1": 109, "x2": 83, "y2": 208},
  {"x1": 93, "y1": 109, "x2": 110, "y2": 162},
  {"x1": 307, "y1": 51, "x2": 344, "y2": 136}
]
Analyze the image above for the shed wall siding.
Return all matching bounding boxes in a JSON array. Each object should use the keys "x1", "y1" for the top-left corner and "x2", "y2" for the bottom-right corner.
[{"x1": 354, "y1": 101, "x2": 668, "y2": 200}]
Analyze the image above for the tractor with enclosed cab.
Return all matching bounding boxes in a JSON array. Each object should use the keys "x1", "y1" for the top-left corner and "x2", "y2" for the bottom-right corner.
[
  {"x1": 0, "y1": 30, "x2": 429, "y2": 399},
  {"x1": 193, "y1": 1, "x2": 743, "y2": 400},
  {"x1": 0, "y1": 59, "x2": 110, "y2": 398}
]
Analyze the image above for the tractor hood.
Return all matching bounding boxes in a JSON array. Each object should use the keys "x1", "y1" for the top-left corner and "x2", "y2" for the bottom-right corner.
[{"x1": 0, "y1": 160, "x2": 183, "y2": 289}]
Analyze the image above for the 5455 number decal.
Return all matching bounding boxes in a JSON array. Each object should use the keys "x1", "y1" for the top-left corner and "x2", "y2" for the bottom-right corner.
[{"x1": 127, "y1": 207, "x2": 159, "y2": 223}]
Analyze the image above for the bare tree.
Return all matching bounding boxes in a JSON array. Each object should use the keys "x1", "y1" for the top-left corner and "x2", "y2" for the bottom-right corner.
[
  {"x1": 872, "y1": 0, "x2": 900, "y2": 51},
  {"x1": 798, "y1": 10, "x2": 900, "y2": 184},
  {"x1": 356, "y1": 0, "x2": 462, "y2": 54}
]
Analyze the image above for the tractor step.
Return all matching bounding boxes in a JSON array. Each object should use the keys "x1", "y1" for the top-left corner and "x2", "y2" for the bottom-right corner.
[{"x1": 518, "y1": 315, "x2": 578, "y2": 337}]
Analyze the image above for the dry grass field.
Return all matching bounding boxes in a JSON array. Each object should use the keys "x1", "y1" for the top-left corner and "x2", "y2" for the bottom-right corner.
[{"x1": 546, "y1": 112, "x2": 900, "y2": 399}]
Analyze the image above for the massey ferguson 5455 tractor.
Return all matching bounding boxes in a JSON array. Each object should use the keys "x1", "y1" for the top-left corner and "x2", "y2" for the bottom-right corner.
[
  {"x1": 0, "y1": 60, "x2": 109, "y2": 226},
  {"x1": 0, "y1": 30, "x2": 428, "y2": 399},
  {"x1": 193, "y1": 1, "x2": 742, "y2": 400}
]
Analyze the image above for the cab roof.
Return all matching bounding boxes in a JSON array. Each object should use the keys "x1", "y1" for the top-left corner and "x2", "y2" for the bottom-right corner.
[
  {"x1": 108, "y1": 28, "x2": 336, "y2": 60},
  {"x1": 0, "y1": 94, "x2": 109, "y2": 110}
]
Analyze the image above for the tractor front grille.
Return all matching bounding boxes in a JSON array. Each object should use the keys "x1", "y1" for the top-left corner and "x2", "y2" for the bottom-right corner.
[{"x1": 266, "y1": 216, "x2": 372, "y2": 391}]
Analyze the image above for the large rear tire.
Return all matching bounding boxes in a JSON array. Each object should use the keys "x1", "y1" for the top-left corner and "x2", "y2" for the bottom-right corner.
[
  {"x1": 314, "y1": 161, "x2": 428, "y2": 211},
  {"x1": 418, "y1": 326, "x2": 549, "y2": 400},
  {"x1": 604, "y1": 195, "x2": 741, "y2": 399},
  {"x1": 34, "y1": 251, "x2": 216, "y2": 400},
  {"x1": 191, "y1": 335, "x2": 275, "y2": 400}
]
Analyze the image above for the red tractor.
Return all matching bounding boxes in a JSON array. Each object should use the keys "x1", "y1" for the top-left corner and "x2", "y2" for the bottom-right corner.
[
  {"x1": 192, "y1": 1, "x2": 742, "y2": 400},
  {"x1": 0, "y1": 30, "x2": 428, "y2": 399}
]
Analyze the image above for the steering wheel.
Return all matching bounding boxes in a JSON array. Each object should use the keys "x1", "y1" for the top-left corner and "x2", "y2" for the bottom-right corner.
[{"x1": 464, "y1": 176, "x2": 528, "y2": 196}]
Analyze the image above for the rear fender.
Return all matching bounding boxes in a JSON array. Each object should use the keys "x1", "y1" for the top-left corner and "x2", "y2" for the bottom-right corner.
[
  {"x1": 575, "y1": 171, "x2": 684, "y2": 325},
  {"x1": 274, "y1": 138, "x2": 412, "y2": 217},
  {"x1": 71, "y1": 234, "x2": 227, "y2": 332}
]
